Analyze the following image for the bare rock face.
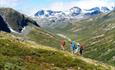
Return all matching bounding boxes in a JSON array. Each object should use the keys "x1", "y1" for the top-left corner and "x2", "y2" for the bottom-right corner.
[
  {"x1": 0, "y1": 15, "x2": 11, "y2": 32},
  {"x1": 0, "y1": 8, "x2": 40, "y2": 33}
]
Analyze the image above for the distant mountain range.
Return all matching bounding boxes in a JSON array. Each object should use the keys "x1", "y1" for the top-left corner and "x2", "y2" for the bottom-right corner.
[
  {"x1": 35, "y1": 6, "x2": 114, "y2": 17},
  {"x1": 34, "y1": 6, "x2": 114, "y2": 28}
]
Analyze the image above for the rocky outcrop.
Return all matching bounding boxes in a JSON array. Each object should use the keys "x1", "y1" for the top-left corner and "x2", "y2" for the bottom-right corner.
[
  {"x1": 0, "y1": 15, "x2": 11, "y2": 32},
  {"x1": 0, "y1": 8, "x2": 40, "y2": 33}
]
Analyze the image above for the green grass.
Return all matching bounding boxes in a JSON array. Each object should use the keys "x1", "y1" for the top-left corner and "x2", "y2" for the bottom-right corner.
[
  {"x1": 27, "y1": 28, "x2": 61, "y2": 49},
  {"x1": 48, "y1": 11, "x2": 115, "y2": 66},
  {"x1": 72, "y1": 11, "x2": 115, "y2": 66},
  {"x1": 0, "y1": 32, "x2": 113, "y2": 70}
]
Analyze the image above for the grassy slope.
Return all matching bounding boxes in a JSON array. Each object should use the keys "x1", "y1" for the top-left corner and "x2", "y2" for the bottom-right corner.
[
  {"x1": 64, "y1": 11, "x2": 115, "y2": 66},
  {"x1": 0, "y1": 32, "x2": 114, "y2": 70},
  {"x1": 26, "y1": 27, "x2": 61, "y2": 49},
  {"x1": 26, "y1": 27, "x2": 72, "y2": 51}
]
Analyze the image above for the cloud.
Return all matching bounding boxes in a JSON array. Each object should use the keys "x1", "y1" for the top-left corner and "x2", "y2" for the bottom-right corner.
[
  {"x1": 47, "y1": 0, "x2": 115, "y2": 11},
  {"x1": 0, "y1": 0, "x2": 114, "y2": 16},
  {"x1": 0, "y1": 0, "x2": 21, "y2": 7},
  {"x1": 48, "y1": 2, "x2": 64, "y2": 11},
  {"x1": 20, "y1": 6, "x2": 39, "y2": 16}
]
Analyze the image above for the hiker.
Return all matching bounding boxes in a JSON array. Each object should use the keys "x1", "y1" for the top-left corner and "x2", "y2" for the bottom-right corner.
[
  {"x1": 71, "y1": 41, "x2": 76, "y2": 54},
  {"x1": 70, "y1": 41, "x2": 73, "y2": 53},
  {"x1": 74, "y1": 43, "x2": 80, "y2": 55},
  {"x1": 79, "y1": 44, "x2": 84, "y2": 55},
  {"x1": 60, "y1": 39, "x2": 66, "y2": 50}
]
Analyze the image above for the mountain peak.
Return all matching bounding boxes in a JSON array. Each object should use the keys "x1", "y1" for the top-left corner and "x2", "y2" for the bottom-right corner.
[
  {"x1": 0, "y1": 8, "x2": 40, "y2": 33},
  {"x1": 35, "y1": 6, "x2": 113, "y2": 18},
  {"x1": 69, "y1": 6, "x2": 81, "y2": 16},
  {"x1": 35, "y1": 10, "x2": 45, "y2": 16},
  {"x1": 101, "y1": 7, "x2": 110, "y2": 13}
]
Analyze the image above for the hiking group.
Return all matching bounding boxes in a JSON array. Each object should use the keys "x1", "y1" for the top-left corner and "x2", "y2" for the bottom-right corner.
[{"x1": 60, "y1": 39, "x2": 84, "y2": 55}]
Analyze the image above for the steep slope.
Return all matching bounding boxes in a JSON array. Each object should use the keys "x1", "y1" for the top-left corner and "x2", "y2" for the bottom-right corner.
[
  {"x1": 0, "y1": 15, "x2": 11, "y2": 32},
  {"x1": 66, "y1": 11, "x2": 115, "y2": 66},
  {"x1": 0, "y1": 8, "x2": 63, "y2": 51},
  {"x1": 0, "y1": 8, "x2": 39, "y2": 33},
  {"x1": 26, "y1": 27, "x2": 61, "y2": 49},
  {"x1": 0, "y1": 32, "x2": 114, "y2": 70}
]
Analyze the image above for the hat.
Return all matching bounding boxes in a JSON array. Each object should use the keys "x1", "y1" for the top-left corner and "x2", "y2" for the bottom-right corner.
[{"x1": 77, "y1": 43, "x2": 80, "y2": 45}]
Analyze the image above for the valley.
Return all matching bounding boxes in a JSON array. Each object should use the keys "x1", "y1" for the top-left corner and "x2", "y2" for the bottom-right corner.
[{"x1": 0, "y1": 6, "x2": 115, "y2": 70}]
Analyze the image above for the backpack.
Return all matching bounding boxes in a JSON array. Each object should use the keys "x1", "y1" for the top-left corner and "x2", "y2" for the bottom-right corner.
[
  {"x1": 60, "y1": 40, "x2": 65, "y2": 46},
  {"x1": 80, "y1": 45, "x2": 84, "y2": 50},
  {"x1": 72, "y1": 42, "x2": 76, "y2": 50}
]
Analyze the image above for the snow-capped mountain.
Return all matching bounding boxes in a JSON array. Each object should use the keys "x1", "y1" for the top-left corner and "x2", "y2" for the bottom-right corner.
[
  {"x1": 84, "y1": 7, "x2": 101, "y2": 16},
  {"x1": 35, "y1": 10, "x2": 65, "y2": 17},
  {"x1": 35, "y1": 10, "x2": 44, "y2": 16},
  {"x1": 35, "y1": 7, "x2": 82, "y2": 17},
  {"x1": 35, "y1": 6, "x2": 113, "y2": 17},
  {"x1": 101, "y1": 7, "x2": 110, "y2": 13},
  {"x1": 69, "y1": 7, "x2": 81, "y2": 16},
  {"x1": 34, "y1": 6, "x2": 114, "y2": 29}
]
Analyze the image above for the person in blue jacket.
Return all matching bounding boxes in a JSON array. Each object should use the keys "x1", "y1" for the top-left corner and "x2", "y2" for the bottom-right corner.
[{"x1": 71, "y1": 41, "x2": 76, "y2": 54}]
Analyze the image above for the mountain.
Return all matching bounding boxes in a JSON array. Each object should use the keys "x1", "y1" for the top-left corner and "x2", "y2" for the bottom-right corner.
[
  {"x1": 0, "y1": 8, "x2": 40, "y2": 33},
  {"x1": 112, "y1": 6, "x2": 115, "y2": 11},
  {"x1": 84, "y1": 7, "x2": 101, "y2": 16},
  {"x1": 83, "y1": 7, "x2": 111, "y2": 16},
  {"x1": 61, "y1": 11, "x2": 115, "y2": 66},
  {"x1": 35, "y1": 10, "x2": 65, "y2": 17},
  {"x1": 101, "y1": 7, "x2": 110, "y2": 13},
  {"x1": 34, "y1": 6, "x2": 113, "y2": 29},
  {"x1": 35, "y1": 10, "x2": 45, "y2": 16},
  {"x1": 0, "y1": 7, "x2": 115, "y2": 69},
  {"x1": 69, "y1": 7, "x2": 82, "y2": 16},
  {"x1": 0, "y1": 15, "x2": 11, "y2": 32},
  {"x1": 35, "y1": 7, "x2": 82, "y2": 17},
  {"x1": 34, "y1": 9, "x2": 115, "y2": 67},
  {"x1": 35, "y1": 6, "x2": 112, "y2": 18},
  {"x1": 0, "y1": 32, "x2": 114, "y2": 70},
  {"x1": 0, "y1": 8, "x2": 62, "y2": 50}
]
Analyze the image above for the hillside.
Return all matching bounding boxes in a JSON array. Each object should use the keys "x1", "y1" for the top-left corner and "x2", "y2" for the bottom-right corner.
[
  {"x1": 0, "y1": 8, "x2": 68, "y2": 52},
  {"x1": 63, "y1": 11, "x2": 115, "y2": 66},
  {"x1": 0, "y1": 32, "x2": 114, "y2": 70},
  {"x1": 26, "y1": 27, "x2": 62, "y2": 49},
  {"x1": 0, "y1": 7, "x2": 114, "y2": 69}
]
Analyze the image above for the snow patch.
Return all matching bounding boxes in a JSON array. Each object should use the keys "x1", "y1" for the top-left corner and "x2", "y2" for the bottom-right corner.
[{"x1": 9, "y1": 27, "x2": 18, "y2": 33}]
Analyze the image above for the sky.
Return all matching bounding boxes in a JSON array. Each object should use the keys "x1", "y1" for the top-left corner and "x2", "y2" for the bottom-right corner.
[{"x1": 0, "y1": 0, "x2": 115, "y2": 16}]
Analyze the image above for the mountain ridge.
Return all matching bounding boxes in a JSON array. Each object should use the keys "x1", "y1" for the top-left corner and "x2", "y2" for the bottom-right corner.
[
  {"x1": 35, "y1": 6, "x2": 113, "y2": 17},
  {"x1": 33, "y1": 6, "x2": 114, "y2": 29},
  {"x1": 0, "y1": 8, "x2": 40, "y2": 33}
]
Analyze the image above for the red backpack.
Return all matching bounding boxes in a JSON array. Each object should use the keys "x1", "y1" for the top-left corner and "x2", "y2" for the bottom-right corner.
[
  {"x1": 80, "y1": 44, "x2": 84, "y2": 50},
  {"x1": 60, "y1": 40, "x2": 65, "y2": 46}
]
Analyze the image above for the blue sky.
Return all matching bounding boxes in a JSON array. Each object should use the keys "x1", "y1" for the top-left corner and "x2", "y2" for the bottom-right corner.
[{"x1": 0, "y1": 0, "x2": 115, "y2": 16}]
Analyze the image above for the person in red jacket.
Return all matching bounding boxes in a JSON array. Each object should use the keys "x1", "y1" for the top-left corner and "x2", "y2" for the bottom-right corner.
[{"x1": 60, "y1": 39, "x2": 66, "y2": 50}]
